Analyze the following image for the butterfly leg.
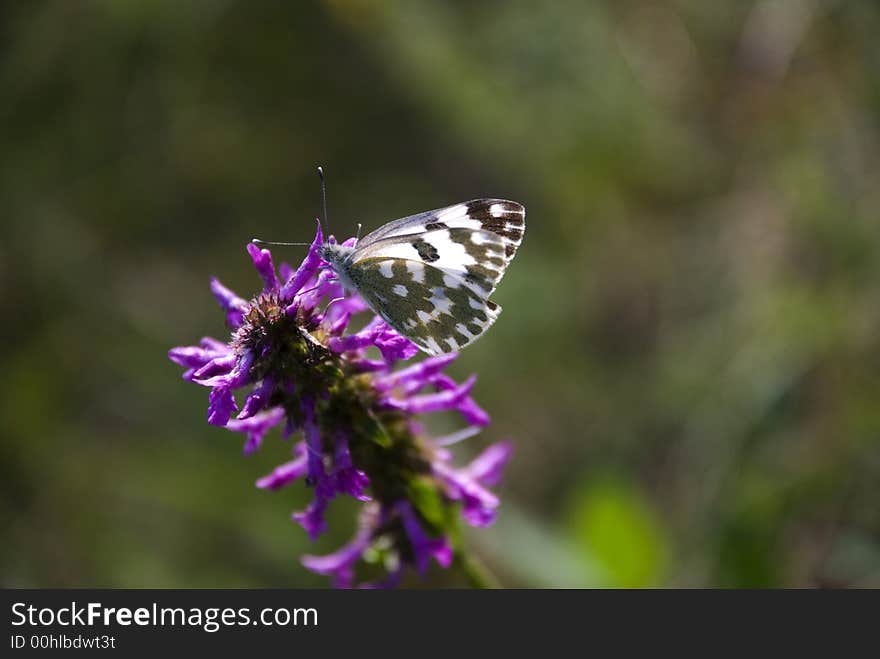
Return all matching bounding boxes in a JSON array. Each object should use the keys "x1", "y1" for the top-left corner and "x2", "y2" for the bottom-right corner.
[
  {"x1": 293, "y1": 283, "x2": 322, "y2": 298},
  {"x1": 323, "y1": 296, "x2": 347, "y2": 314},
  {"x1": 293, "y1": 276, "x2": 339, "y2": 300}
]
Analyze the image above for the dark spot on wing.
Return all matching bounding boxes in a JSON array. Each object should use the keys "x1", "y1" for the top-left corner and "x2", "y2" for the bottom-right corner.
[
  {"x1": 412, "y1": 239, "x2": 440, "y2": 263},
  {"x1": 424, "y1": 221, "x2": 448, "y2": 231},
  {"x1": 467, "y1": 263, "x2": 500, "y2": 283},
  {"x1": 473, "y1": 219, "x2": 522, "y2": 242},
  {"x1": 458, "y1": 199, "x2": 525, "y2": 262},
  {"x1": 465, "y1": 200, "x2": 526, "y2": 230},
  {"x1": 464, "y1": 268, "x2": 494, "y2": 293}
]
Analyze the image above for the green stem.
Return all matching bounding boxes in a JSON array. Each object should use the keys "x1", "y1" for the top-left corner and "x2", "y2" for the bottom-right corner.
[{"x1": 456, "y1": 551, "x2": 501, "y2": 589}]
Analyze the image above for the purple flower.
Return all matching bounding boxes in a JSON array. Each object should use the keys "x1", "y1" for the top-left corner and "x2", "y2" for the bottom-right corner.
[
  {"x1": 292, "y1": 496, "x2": 330, "y2": 541},
  {"x1": 256, "y1": 442, "x2": 309, "y2": 490},
  {"x1": 397, "y1": 501, "x2": 453, "y2": 574},
  {"x1": 225, "y1": 407, "x2": 285, "y2": 455},
  {"x1": 332, "y1": 434, "x2": 370, "y2": 501},
  {"x1": 301, "y1": 503, "x2": 383, "y2": 589},
  {"x1": 169, "y1": 223, "x2": 512, "y2": 587},
  {"x1": 432, "y1": 441, "x2": 514, "y2": 527},
  {"x1": 210, "y1": 278, "x2": 248, "y2": 328}
]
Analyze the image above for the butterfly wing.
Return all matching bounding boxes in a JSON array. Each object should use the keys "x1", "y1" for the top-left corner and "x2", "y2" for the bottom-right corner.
[
  {"x1": 358, "y1": 199, "x2": 525, "y2": 261},
  {"x1": 352, "y1": 227, "x2": 511, "y2": 299},
  {"x1": 345, "y1": 199, "x2": 525, "y2": 355},
  {"x1": 347, "y1": 256, "x2": 502, "y2": 355}
]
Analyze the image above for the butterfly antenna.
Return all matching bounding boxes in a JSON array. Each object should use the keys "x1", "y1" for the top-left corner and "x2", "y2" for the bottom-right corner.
[
  {"x1": 317, "y1": 165, "x2": 329, "y2": 238},
  {"x1": 354, "y1": 222, "x2": 363, "y2": 247},
  {"x1": 250, "y1": 238, "x2": 311, "y2": 247}
]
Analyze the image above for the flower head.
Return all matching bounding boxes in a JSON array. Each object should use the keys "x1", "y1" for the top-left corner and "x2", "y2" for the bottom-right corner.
[{"x1": 169, "y1": 222, "x2": 511, "y2": 587}]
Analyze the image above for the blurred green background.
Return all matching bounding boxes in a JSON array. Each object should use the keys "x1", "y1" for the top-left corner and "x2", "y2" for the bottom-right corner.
[{"x1": 3, "y1": 0, "x2": 880, "y2": 588}]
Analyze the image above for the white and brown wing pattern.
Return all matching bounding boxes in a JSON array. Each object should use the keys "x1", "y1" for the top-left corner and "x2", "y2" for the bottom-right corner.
[
  {"x1": 357, "y1": 199, "x2": 525, "y2": 260},
  {"x1": 349, "y1": 257, "x2": 502, "y2": 355},
  {"x1": 344, "y1": 199, "x2": 526, "y2": 355}
]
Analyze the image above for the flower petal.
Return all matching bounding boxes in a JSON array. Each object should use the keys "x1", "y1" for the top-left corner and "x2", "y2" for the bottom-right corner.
[
  {"x1": 293, "y1": 496, "x2": 329, "y2": 541},
  {"x1": 301, "y1": 396, "x2": 333, "y2": 499},
  {"x1": 374, "y1": 354, "x2": 458, "y2": 393},
  {"x1": 397, "y1": 501, "x2": 453, "y2": 574},
  {"x1": 238, "y1": 376, "x2": 275, "y2": 420},
  {"x1": 301, "y1": 503, "x2": 381, "y2": 584},
  {"x1": 432, "y1": 374, "x2": 491, "y2": 426},
  {"x1": 207, "y1": 386, "x2": 237, "y2": 426},
  {"x1": 256, "y1": 442, "x2": 308, "y2": 489},
  {"x1": 433, "y1": 462, "x2": 501, "y2": 528},
  {"x1": 168, "y1": 342, "x2": 230, "y2": 371},
  {"x1": 465, "y1": 441, "x2": 513, "y2": 487},
  {"x1": 383, "y1": 374, "x2": 476, "y2": 416},
  {"x1": 333, "y1": 434, "x2": 370, "y2": 501},
  {"x1": 226, "y1": 406, "x2": 285, "y2": 454},
  {"x1": 247, "y1": 243, "x2": 278, "y2": 291},
  {"x1": 280, "y1": 220, "x2": 324, "y2": 300},
  {"x1": 210, "y1": 277, "x2": 248, "y2": 327}
]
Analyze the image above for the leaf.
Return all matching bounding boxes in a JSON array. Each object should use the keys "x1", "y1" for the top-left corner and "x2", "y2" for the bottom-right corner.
[
  {"x1": 565, "y1": 478, "x2": 670, "y2": 587},
  {"x1": 407, "y1": 476, "x2": 447, "y2": 531}
]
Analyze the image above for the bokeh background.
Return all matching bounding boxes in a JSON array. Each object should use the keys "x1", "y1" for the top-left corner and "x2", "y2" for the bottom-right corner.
[{"x1": 3, "y1": 0, "x2": 880, "y2": 588}]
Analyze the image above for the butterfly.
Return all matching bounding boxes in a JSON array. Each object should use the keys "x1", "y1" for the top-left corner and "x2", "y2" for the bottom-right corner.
[{"x1": 319, "y1": 199, "x2": 526, "y2": 355}]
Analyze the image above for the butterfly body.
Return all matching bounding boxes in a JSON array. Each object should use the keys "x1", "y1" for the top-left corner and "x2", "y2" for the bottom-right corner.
[
  {"x1": 320, "y1": 199, "x2": 525, "y2": 355},
  {"x1": 319, "y1": 242, "x2": 358, "y2": 291}
]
